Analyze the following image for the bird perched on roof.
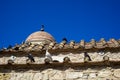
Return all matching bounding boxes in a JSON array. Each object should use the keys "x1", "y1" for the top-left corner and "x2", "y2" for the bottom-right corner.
[
  {"x1": 84, "y1": 52, "x2": 91, "y2": 62},
  {"x1": 103, "y1": 55, "x2": 110, "y2": 65},
  {"x1": 40, "y1": 25, "x2": 44, "y2": 31},
  {"x1": 27, "y1": 54, "x2": 35, "y2": 62},
  {"x1": 10, "y1": 55, "x2": 16, "y2": 61},
  {"x1": 44, "y1": 50, "x2": 52, "y2": 64},
  {"x1": 62, "y1": 37, "x2": 68, "y2": 43},
  {"x1": 45, "y1": 50, "x2": 52, "y2": 61},
  {"x1": 7, "y1": 45, "x2": 12, "y2": 49},
  {"x1": 98, "y1": 51, "x2": 105, "y2": 56},
  {"x1": 63, "y1": 56, "x2": 70, "y2": 63},
  {"x1": 8, "y1": 55, "x2": 16, "y2": 64}
]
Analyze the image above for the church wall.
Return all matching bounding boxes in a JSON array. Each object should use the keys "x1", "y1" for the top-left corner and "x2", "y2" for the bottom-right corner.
[
  {"x1": 0, "y1": 66, "x2": 120, "y2": 80},
  {"x1": 0, "y1": 52, "x2": 120, "y2": 80},
  {"x1": 0, "y1": 52, "x2": 120, "y2": 64}
]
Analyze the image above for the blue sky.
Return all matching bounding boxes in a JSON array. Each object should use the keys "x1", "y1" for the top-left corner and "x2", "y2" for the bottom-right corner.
[{"x1": 0, "y1": 0, "x2": 120, "y2": 48}]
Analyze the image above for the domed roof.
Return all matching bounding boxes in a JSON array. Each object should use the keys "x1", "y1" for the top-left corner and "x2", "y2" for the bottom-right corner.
[{"x1": 25, "y1": 31, "x2": 55, "y2": 43}]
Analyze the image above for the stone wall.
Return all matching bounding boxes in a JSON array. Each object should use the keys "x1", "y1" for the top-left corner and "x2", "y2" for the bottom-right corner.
[
  {"x1": 0, "y1": 52, "x2": 120, "y2": 80},
  {"x1": 0, "y1": 66, "x2": 120, "y2": 80}
]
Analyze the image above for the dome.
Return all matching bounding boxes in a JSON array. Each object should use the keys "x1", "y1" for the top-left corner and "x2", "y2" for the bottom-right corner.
[{"x1": 25, "y1": 31, "x2": 55, "y2": 44}]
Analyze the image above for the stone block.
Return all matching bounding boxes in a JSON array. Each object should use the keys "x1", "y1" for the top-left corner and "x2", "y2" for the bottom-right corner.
[
  {"x1": 33, "y1": 73, "x2": 42, "y2": 80},
  {"x1": 0, "y1": 58, "x2": 4, "y2": 64},
  {"x1": 82, "y1": 73, "x2": 89, "y2": 79},
  {"x1": 52, "y1": 56, "x2": 64, "y2": 62},
  {"x1": 10, "y1": 73, "x2": 17, "y2": 80},
  {"x1": 42, "y1": 73, "x2": 49, "y2": 80},
  {"x1": 114, "y1": 69, "x2": 120, "y2": 78},
  {"x1": 22, "y1": 73, "x2": 31, "y2": 80},
  {"x1": 98, "y1": 70, "x2": 111, "y2": 78},
  {"x1": 89, "y1": 72, "x2": 97, "y2": 78},
  {"x1": 66, "y1": 72, "x2": 83, "y2": 79},
  {"x1": 50, "y1": 71, "x2": 65, "y2": 80}
]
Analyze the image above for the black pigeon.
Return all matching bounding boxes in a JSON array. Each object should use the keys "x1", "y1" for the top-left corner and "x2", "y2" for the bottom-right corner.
[
  {"x1": 7, "y1": 45, "x2": 12, "y2": 49},
  {"x1": 41, "y1": 25, "x2": 44, "y2": 31},
  {"x1": 62, "y1": 37, "x2": 68, "y2": 42},
  {"x1": 84, "y1": 52, "x2": 91, "y2": 61},
  {"x1": 27, "y1": 54, "x2": 35, "y2": 62}
]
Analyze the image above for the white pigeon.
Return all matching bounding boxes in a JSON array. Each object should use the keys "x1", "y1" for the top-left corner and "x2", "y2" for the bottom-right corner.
[
  {"x1": 45, "y1": 50, "x2": 52, "y2": 61},
  {"x1": 10, "y1": 55, "x2": 16, "y2": 61},
  {"x1": 98, "y1": 51, "x2": 104, "y2": 56}
]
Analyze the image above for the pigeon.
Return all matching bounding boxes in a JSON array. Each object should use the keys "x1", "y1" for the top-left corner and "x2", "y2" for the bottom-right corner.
[
  {"x1": 10, "y1": 55, "x2": 16, "y2": 61},
  {"x1": 27, "y1": 54, "x2": 35, "y2": 62},
  {"x1": 84, "y1": 52, "x2": 91, "y2": 62},
  {"x1": 41, "y1": 25, "x2": 44, "y2": 31},
  {"x1": 45, "y1": 50, "x2": 52, "y2": 61},
  {"x1": 62, "y1": 37, "x2": 68, "y2": 42}
]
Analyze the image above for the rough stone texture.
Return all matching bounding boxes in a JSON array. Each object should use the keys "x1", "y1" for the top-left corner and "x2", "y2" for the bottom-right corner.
[
  {"x1": 33, "y1": 73, "x2": 42, "y2": 80},
  {"x1": 0, "y1": 67, "x2": 119, "y2": 80},
  {"x1": 106, "y1": 52, "x2": 120, "y2": 61},
  {"x1": 89, "y1": 72, "x2": 97, "y2": 78},
  {"x1": 0, "y1": 52, "x2": 120, "y2": 80},
  {"x1": 98, "y1": 69, "x2": 112, "y2": 78},
  {"x1": 66, "y1": 72, "x2": 83, "y2": 79},
  {"x1": 114, "y1": 69, "x2": 120, "y2": 78}
]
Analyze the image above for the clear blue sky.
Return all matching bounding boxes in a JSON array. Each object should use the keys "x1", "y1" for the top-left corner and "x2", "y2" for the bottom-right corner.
[{"x1": 0, "y1": 0, "x2": 120, "y2": 48}]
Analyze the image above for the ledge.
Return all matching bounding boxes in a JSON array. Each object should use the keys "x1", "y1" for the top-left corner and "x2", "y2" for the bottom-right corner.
[
  {"x1": 0, "y1": 60, "x2": 120, "y2": 70},
  {"x1": 1, "y1": 47, "x2": 120, "y2": 56}
]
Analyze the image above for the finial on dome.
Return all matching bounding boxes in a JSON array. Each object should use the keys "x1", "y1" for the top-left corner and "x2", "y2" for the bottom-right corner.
[{"x1": 40, "y1": 25, "x2": 44, "y2": 31}]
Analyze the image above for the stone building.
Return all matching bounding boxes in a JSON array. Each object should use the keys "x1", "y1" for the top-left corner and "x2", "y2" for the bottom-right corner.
[{"x1": 0, "y1": 27, "x2": 120, "y2": 80}]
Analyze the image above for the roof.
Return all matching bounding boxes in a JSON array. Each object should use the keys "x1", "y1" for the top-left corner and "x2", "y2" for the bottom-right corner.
[
  {"x1": 1, "y1": 38, "x2": 120, "y2": 54},
  {"x1": 25, "y1": 31, "x2": 55, "y2": 43}
]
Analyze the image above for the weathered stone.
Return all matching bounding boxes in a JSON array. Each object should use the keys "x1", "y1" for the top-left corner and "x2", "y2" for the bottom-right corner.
[
  {"x1": 48, "y1": 45, "x2": 53, "y2": 49},
  {"x1": 114, "y1": 69, "x2": 120, "y2": 78},
  {"x1": 16, "y1": 57, "x2": 26, "y2": 64},
  {"x1": 90, "y1": 39, "x2": 96, "y2": 46},
  {"x1": 89, "y1": 73, "x2": 97, "y2": 78},
  {"x1": 10, "y1": 73, "x2": 16, "y2": 80},
  {"x1": 110, "y1": 38, "x2": 119, "y2": 47},
  {"x1": 80, "y1": 40, "x2": 85, "y2": 47},
  {"x1": 28, "y1": 47, "x2": 32, "y2": 50},
  {"x1": 3, "y1": 73, "x2": 11, "y2": 80},
  {"x1": 70, "y1": 40, "x2": 75, "y2": 48},
  {"x1": 23, "y1": 73, "x2": 33, "y2": 80},
  {"x1": 30, "y1": 44, "x2": 35, "y2": 47},
  {"x1": 50, "y1": 71, "x2": 65, "y2": 79},
  {"x1": 97, "y1": 78, "x2": 108, "y2": 80},
  {"x1": 66, "y1": 72, "x2": 83, "y2": 79},
  {"x1": 42, "y1": 73, "x2": 49, "y2": 80},
  {"x1": 49, "y1": 42, "x2": 55, "y2": 47},
  {"x1": 52, "y1": 56, "x2": 64, "y2": 62},
  {"x1": 60, "y1": 42, "x2": 65, "y2": 45},
  {"x1": 59, "y1": 44, "x2": 64, "y2": 49},
  {"x1": 98, "y1": 70, "x2": 111, "y2": 78},
  {"x1": 74, "y1": 45, "x2": 79, "y2": 49},
  {"x1": 70, "y1": 44, "x2": 74, "y2": 48},
  {"x1": 38, "y1": 45, "x2": 43, "y2": 49},
  {"x1": 0, "y1": 73, "x2": 3, "y2": 80},
  {"x1": 15, "y1": 73, "x2": 23, "y2": 80},
  {"x1": 33, "y1": 73, "x2": 42, "y2": 80},
  {"x1": 82, "y1": 73, "x2": 89, "y2": 79}
]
